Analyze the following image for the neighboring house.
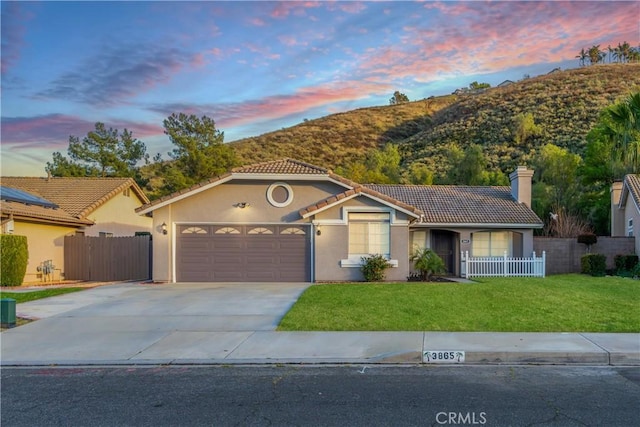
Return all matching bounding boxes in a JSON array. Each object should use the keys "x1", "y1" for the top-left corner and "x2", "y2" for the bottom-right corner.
[
  {"x1": 0, "y1": 177, "x2": 151, "y2": 283},
  {"x1": 136, "y1": 159, "x2": 542, "y2": 283},
  {"x1": 611, "y1": 174, "x2": 640, "y2": 254},
  {"x1": 497, "y1": 80, "x2": 515, "y2": 87}
]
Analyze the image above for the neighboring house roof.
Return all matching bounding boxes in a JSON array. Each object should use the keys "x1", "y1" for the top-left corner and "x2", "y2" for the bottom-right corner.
[
  {"x1": 1, "y1": 176, "x2": 148, "y2": 227},
  {"x1": 365, "y1": 184, "x2": 543, "y2": 227},
  {"x1": 619, "y1": 174, "x2": 640, "y2": 210},
  {"x1": 497, "y1": 80, "x2": 514, "y2": 87}
]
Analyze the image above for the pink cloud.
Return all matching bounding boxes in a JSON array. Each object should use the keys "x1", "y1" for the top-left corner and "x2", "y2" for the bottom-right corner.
[
  {"x1": 249, "y1": 17, "x2": 266, "y2": 26},
  {"x1": 356, "y1": 1, "x2": 639, "y2": 84},
  {"x1": 1, "y1": 2, "x2": 34, "y2": 74},
  {"x1": 270, "y1": 1, "x2": 322, "y2": 18},
  {"x1": 1, "y1": 114, "x2": 164, "y2": 151},
  {"x1": 151, "y1": 80, "x2": 392, "y2": 131}
]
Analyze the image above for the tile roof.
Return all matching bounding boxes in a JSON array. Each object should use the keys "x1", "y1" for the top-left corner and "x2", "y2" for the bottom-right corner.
[
  {"x1": 299, "y1": 186, "x2": 423, "y2": 218},
  {"x1": 138, "y1": 159, "x2": 331, "y2": 213},
  {"x1": 0, "y1": 200, "x2": 93, "y2": 226},
  {"x1": 364, "y1": 184, "x2": 543, "y2": 226},
  {"x1": 0, "y1": 177, "x2": 148, "y2": 225},
  {"x1": 232, "y1": 158, "x2": 329, "y2": 175},
  {"x1": 623, "y1": 174, "x2": 640, "y2": 209}
]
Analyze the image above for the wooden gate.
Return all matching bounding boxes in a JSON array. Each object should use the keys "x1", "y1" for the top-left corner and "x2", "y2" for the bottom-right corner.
[{"x1": 64, "y1": 235, "x2": 151, "y2": 281}]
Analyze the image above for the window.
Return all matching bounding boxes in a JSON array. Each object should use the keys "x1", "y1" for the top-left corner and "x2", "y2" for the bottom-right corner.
[
  {"x1": 472, "y1": 231, "x2": 511, "y2": 257},
  {"x1": 348, "y1": 212, "x2": 390, "y2": 257},
  {"x1": 628, "y1": 218, "x2": 634, "y2": 237},
  {"x1": 267, "y1": 182, "x2": 294, "y2": 208}
]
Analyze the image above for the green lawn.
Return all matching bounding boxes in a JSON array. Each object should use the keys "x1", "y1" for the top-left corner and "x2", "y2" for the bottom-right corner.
[
  {"x1": 278, "y1": 275, "x2": 640, "y2": 332},
  {"x1": 0, "y1": 287, "x2": 84, "y2": 303}
]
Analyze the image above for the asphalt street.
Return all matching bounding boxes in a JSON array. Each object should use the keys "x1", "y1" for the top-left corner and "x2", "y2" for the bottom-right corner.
[{"x1": 2, "y1": 365, "x2": 639, "y2": 426}]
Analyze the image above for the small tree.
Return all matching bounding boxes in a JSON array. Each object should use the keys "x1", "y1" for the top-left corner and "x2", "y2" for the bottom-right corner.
[
  {"x1": 389, "y1": 91, "x2": 410, "y2": 105},
  {"x1": 577, "y1": 233, "x2": 598, "y2": 253},
  {"x1": 1, "y1": 235, "x2": 28, "y2": 286},
  {"x1": 361, "y1": 254, "x2": 392, "y2": 282},
  {"x1": 410, "y1": 248, "x2": 446, "y2": 281}
]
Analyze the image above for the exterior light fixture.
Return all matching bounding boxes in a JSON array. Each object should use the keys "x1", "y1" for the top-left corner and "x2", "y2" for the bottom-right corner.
[
  {"x1": 235, "y1": 202, "x2": 249, "y2": 209},
  {"x1": 161, "y1": 222, "x2": 168, "y2": 235}
]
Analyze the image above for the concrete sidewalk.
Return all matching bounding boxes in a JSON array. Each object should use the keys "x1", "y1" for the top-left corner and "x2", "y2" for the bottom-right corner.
[{"x1": 1, "y1": 282, "x2": 638, "y2": 366}]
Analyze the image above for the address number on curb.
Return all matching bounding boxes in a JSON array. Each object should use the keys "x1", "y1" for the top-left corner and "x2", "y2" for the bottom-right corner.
[{"x1": 423, "y1": 351, "x2": 465, "y2": 363}]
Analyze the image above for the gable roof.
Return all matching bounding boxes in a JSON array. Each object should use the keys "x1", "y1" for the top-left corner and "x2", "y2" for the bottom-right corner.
[
  {"x1": 233, "y1": 158, "x2": 329, "y2": 175},
  {"x1": 1, "y1": 177, "x2": 148, "y2": 226},
  {"x1": 365, "y1": 184, "x2": 543, "y2": 227},
  {"x1": 137, "y1": 158, "x2": 334, "y2": 214},
  {"x1": 299, "y1": 187, "x2": 422, "y2": 219},
  {"x1": 619, "y1": 174, "x2": 640, "y2": 210}
]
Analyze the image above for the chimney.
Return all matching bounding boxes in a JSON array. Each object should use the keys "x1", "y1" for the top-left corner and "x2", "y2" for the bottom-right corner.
[
  {"x1": 509, "y1": 166, "x2": 534, "y2": 207},
  {"x1": 610, "y1": 181, "x2": 624, "y2": 236}
]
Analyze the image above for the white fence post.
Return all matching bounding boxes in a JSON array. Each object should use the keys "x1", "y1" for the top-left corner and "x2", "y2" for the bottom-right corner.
[
  {"x1": 461, "y1": 251, "x2": 467, "y2": 278},
  {"x1": 542, "y1": 251, "x2": 546, "y2": 278},
  {"x1": 503, "y1": 251, "x2": 508, "y2": 277}
]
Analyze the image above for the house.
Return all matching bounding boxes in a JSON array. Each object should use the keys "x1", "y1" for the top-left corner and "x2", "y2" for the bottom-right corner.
[
  {"x1": 611, "y1": 174, "x2": 640, "y2": 254},
  {"x1": 0, "y1": 177, "x2": 151, "y2": 282},
  {"x1": 136, "y1": 159, "x2": 542, "y2": 283}
]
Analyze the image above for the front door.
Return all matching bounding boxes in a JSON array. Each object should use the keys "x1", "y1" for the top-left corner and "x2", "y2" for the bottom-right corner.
[{"x1": 432, "y1": 230, "x2": 455, "y2": 275}]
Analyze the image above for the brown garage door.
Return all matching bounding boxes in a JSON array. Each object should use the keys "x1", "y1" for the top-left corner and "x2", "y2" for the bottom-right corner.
[{"x1": 176, "y1": 224, "x2": 310, "y2": 282}]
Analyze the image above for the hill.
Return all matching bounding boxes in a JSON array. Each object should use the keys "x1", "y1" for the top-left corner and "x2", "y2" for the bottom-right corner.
[{"x1": 230, "y1": 63, "x2": 640, "y2": 179}]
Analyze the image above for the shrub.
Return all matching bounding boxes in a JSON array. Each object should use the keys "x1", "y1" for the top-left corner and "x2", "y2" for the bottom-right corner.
[
  {"x1": 1, "y1": 235, "x2": 29, "y2": 286},
  {"x1": 615, "y1": 254, "x2": 639, "y2": 271},
  {"x1": 361, "y1": 254, "x2": 392, "y2": 282},
  {"x1": 410, "y1": 248, "x2": 446, "y2": 281},
  {"x1": 581, "y1": 253, "x2": 606, "y2": 277}
]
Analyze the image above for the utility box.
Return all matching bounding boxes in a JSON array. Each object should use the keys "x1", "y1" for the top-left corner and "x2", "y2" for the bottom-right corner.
[{"x1": 1, "y1": 298, "x2": 16, "y2": 327}]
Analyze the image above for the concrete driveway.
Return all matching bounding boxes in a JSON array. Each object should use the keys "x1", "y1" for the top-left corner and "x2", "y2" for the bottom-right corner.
[{"x1": 1, "y1": 281, "x2": 311, "y2": 364}]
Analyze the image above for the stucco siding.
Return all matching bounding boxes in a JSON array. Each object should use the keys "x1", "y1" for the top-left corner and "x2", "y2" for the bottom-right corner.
[
  {"x1": 85, "y1": 191, "x2": 152, "y2": 236},
  {"x1": 623, "y1": 194, "x2": 640, "y2": 254},
  {"x1": 12, "y1": 222, "x2": 76, "y2": 283}
]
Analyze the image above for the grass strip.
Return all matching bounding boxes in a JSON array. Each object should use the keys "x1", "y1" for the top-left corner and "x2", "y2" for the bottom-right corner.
[
  {"x1": 0, "y1": 287, "x2": 84, "y2": 303},
  {"x1": 278, "y1": 275, "x2": 640, "y2": 332}
]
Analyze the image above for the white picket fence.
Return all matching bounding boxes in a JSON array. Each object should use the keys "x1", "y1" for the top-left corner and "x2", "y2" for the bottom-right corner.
[{"x1": 461, "y1": 251, "x2": 546, "y2": 278}]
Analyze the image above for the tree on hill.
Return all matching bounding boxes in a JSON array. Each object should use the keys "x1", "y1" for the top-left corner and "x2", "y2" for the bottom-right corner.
[
  {"x1": 587, "y1": 45, "x2": 606, "y2": 65},
  {"x1": 157, "y1": 113, "x2": 237, "y2": 195},
  {"x1": 469, "y1": 81, "x2": 491, "y2": 90},
  {"x1": 46, "y1": 122, "x2": 148, "y2": 182},
  {"x1": 389, "y1": 91, "x2": 410, "y2": 105},
  {"x1": 335, "y1": 144, "x2": 402, "y2": 184},
  {"x1": 445, "y1": 144, "x2": 508, "y2": 185}
]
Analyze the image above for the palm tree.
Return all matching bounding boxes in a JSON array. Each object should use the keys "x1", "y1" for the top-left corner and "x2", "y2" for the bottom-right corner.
[
  {"x1": 575, "y1": 48, "x2": 588, "y2": 66},
  {"x1": 587, "y1": 45, "x2": 605, "y2": 65},
  {"x1": 618, "y1": 41, "x2": 632, "y2": 63},
  {"x1": 606, "y1": 93, "x2": 640, "y2": 173}
]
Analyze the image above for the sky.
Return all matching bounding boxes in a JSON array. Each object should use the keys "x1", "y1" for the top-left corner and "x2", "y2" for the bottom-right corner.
[{"x1": 1, "y1": 1, "x2": 638, "y2": 177}]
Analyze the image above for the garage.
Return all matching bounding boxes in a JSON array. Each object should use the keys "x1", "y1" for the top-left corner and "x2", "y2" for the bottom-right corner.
[{"x1": 176, "y1": 224, "x2": 311, "y2": 282}]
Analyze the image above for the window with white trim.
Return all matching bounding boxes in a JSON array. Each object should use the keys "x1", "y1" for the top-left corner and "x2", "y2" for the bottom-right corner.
[
  {"x1": 348, "y1": 212, "x2": 390, "y2": 257},
  {"x1": 472, "y1": 231, "x2": 512, "y2": 257},
  {"x1": 628, "y1": 218, "x2": 634, "y2": 237}
]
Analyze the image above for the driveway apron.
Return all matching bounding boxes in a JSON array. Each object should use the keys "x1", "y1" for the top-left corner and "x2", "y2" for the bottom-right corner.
[{"x1": 0, "y1": 282, "x2": 310, "y2": 364}]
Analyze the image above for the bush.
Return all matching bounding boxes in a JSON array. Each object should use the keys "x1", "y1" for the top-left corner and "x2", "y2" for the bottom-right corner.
[
  {"x1": 614, "y1": 254, "x2": 639, "y2": 273},
  {"x1": 577, "y1": 233, "x2": 598, "y2": 245},
  {"x1": 581, "y1": 253, "x2": 606, "y2": 277},
  {"x1": 1, "y1": 235, "x2": 29, "y2": 286},
  {"x1": 361, "y1": 254, "x2": 392, "y2": 282},
  {"x1": 410, "y1": 248, "x2": 446, "y2": 281}
]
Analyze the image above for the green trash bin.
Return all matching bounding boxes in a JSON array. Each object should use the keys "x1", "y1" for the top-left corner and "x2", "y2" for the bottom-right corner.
[{"x1": 1, "y1": 298, "x2": 17, "y2": 327}]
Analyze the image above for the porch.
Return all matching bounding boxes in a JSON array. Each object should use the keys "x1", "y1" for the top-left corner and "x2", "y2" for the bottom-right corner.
[{"x1": 461, "y1": 251, "x2": 546, "y2": 279}]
